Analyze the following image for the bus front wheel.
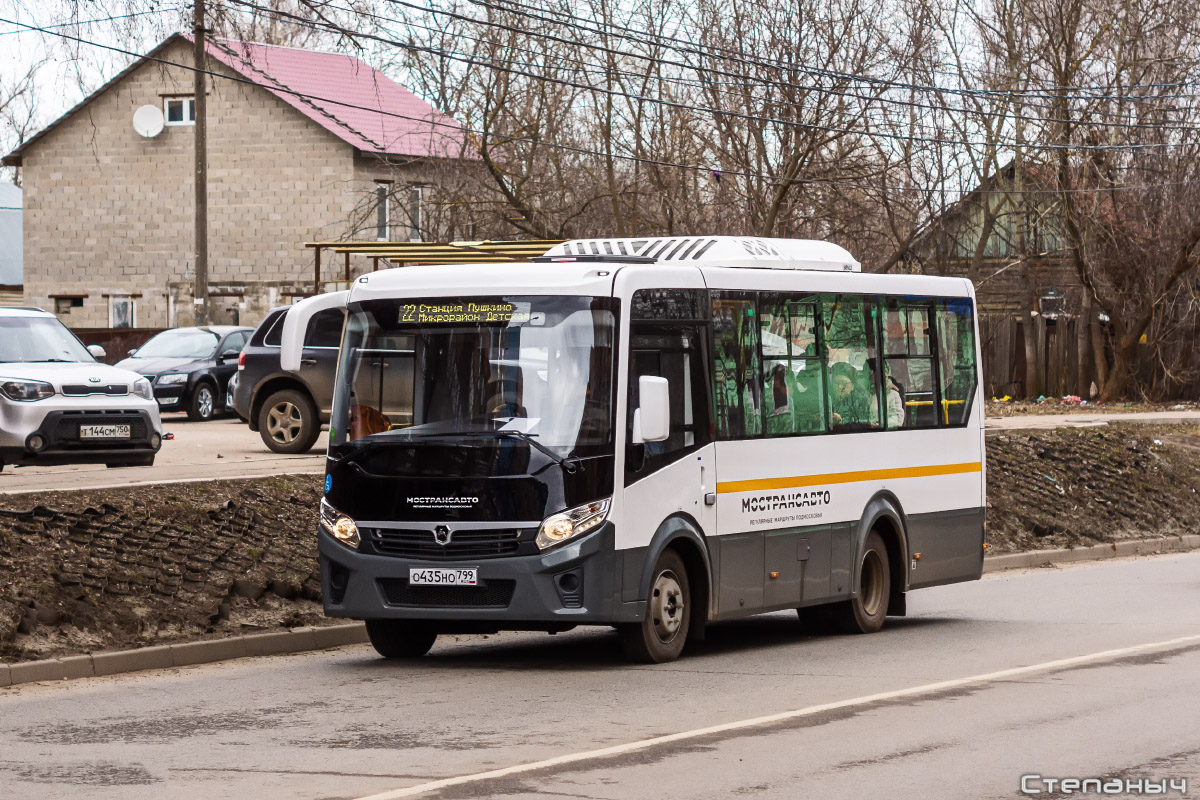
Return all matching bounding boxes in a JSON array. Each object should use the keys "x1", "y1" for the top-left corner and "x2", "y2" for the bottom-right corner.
[
  {"x1": 619, "y1": 549, "x2": 691, "y2": 664},
  {"x1": 826, "y1": 531, "x2": 891, "y2": 634},
  {"x1": 365, "y1": 619, "x2": 438, "y2": 659}
]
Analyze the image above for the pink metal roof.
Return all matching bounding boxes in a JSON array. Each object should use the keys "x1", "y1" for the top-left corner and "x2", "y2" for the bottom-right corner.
[{"x1": 199, "y1": 36, "x2": 469, "y2": 160}]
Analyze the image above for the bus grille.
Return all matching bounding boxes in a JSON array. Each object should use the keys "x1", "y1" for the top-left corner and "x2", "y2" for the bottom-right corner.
[
  {"x1": 378, "y1": 579, "x2": 516, "y2": 608},
  {"x1": 367, "y1": 527, "x2": 529, "y2": 560}
]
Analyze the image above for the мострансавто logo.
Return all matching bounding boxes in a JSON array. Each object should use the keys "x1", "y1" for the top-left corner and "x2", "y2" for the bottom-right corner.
[
  {"x1": 741, "y1": 489, "x2": 831, "y2": 514},
  {"x1": 407, "y1": 496, "x2": 481, "y2": 510}
]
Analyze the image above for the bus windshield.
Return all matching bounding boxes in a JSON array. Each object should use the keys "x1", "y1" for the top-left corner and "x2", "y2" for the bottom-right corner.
[{"x1": 332, "y1": 295, "x2": 616, "y2": 458}]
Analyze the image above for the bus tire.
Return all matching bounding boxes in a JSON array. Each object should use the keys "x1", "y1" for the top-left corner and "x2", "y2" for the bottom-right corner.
[
  {"x1": 365, "y1": 619, "x2": 437, "y2": 659},
  {"x1": 618, "y1": 549, "x2": 690, "y2": 663},
  {"x1": 829, "y1": 531, "x2": 891, "y2": 634}
]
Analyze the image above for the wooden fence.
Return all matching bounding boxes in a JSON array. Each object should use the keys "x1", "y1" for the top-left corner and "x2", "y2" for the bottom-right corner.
[{"x1": 980, "y1": 315, "x2": 1092, "y2": 399}]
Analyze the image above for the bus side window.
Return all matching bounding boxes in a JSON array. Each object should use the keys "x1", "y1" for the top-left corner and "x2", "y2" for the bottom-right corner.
[
  {"x1": 627, "y1": 289, "x2": 711, "y2": 481},
  {"x1": 937, "y1": 298, "x2": 977, "y2": 425},
  {"x1": 760, "y1": 295, "x2": 826, "y2": 435},
  {"x1": 711, "y1": 292, "x2": 762, "y2": 438},
  {"x1": 822, "y1": 295, "x2": 880, "y2": 431},
  {"x1": 882, "y1": 299, "x2": 938, "y2": 429}
]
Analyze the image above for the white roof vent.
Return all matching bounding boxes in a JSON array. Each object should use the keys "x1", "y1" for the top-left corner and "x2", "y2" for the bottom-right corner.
[{"x1": 542, "y1": 236, "x2": 860, "y2": 272}]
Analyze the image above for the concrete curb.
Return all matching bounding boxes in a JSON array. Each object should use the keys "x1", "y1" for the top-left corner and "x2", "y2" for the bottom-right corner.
[
  {"x1": 0, "y1": 622, "x2": 367, "y2": 688},
  {"x1": 983, "y1": 534, "x2": 1200, "y2": 572}
]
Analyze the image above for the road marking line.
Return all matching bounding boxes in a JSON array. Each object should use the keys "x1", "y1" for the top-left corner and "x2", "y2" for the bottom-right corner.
[{"x1": 353, "y1": 632, "x2": 1200, "y2": 800}]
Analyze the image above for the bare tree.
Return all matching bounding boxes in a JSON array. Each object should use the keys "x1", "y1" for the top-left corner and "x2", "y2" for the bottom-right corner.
[
  {"x1": 0, "y1": 58, "x2": 46, "y2": 185},
  {"x1": 1026, "y1": 0, "x2": 1200, "y2": 400}
]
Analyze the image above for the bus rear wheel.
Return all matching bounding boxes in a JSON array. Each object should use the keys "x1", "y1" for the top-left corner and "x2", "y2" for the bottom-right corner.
[
  {"x1": 619, "y1": 549, "x2": 691, "y2": 663},
  {"x1": 826, "y1": 531, "x2": 891, "y2": 634},
  {"x1": 365, "y1": 620, "x2": 438, "y2": 659}
]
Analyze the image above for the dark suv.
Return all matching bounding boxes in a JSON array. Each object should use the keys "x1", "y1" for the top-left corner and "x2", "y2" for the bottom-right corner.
[{"x1": 232, "y1": 306, "x2": 341, "y2": 453}]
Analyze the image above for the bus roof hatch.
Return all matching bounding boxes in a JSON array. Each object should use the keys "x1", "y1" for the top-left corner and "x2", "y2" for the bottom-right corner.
[{"x1": 541, "y1": 236, "x2": 860, "y2": 272}]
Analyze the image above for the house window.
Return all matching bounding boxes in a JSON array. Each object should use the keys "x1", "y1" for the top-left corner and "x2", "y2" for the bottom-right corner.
[
  {"x1": 408, "y1": 186, "x2": 423, "y2": 242},
  {"x1": 52, "y1": 296, "x2": 85, "y2": 315},
  {"x1": 164, "y1": 96, "x2": 195, "y2": 126},
  {"x1": 109, "y1": 295, "x2": 137, "y2": 329},
  {"x1": 375, "y1": 182, "x2": 390, "y2": 241}
]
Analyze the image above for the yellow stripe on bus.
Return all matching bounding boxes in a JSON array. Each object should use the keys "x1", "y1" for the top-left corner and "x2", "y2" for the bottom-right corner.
[{"x1": 715, "y1": 461, "x2": 983, "y2": 495}]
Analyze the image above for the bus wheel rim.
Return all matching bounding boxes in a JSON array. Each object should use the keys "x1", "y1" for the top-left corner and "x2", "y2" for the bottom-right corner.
[
  {"x1": 860, "y1": 549, "x2": 884, "y2": 617},
  {"x1": 651, "y1": 570, "x2": 685, "y2": 643}
]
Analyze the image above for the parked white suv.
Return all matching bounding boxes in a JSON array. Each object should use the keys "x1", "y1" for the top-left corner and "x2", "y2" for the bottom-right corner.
[{"x1": 0, "y1": 308, "x2": 162, "y2": 470}]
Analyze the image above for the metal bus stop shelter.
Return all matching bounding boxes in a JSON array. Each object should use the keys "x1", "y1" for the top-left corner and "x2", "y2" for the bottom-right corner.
[{"x1": 303, "y1": 240, "x2": 565, "y2": 294}]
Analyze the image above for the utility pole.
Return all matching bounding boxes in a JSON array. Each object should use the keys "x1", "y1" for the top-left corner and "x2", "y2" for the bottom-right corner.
[{"x1": 193, "y1": 0, "x2": 209, "y2": 325}]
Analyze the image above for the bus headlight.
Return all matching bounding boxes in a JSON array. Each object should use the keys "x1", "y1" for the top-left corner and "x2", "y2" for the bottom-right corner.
[
  {"x1": 320, "y1": 498, "x2": 360, "y2": 550},
  {"x1": 536, "y1": 498, "x2": 610, "y2": 551}
]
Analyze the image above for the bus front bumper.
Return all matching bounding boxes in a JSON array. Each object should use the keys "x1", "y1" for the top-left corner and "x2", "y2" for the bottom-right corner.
[{"x1": 318, "y1": 522, "x2": 636, "y2": 628}]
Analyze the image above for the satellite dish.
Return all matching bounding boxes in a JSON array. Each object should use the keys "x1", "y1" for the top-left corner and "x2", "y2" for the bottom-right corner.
[{"x1": 132, "y1": 104, "x2": 164, "y2": 138}]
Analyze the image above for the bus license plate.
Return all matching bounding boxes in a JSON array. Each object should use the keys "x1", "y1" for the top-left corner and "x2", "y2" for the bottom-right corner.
[
  {"x1": 409, "y1": 568, "x2": 477, "y2": 586},
  {"x1": 80, "y1": 424, "x2": 131, "y2": 439}
]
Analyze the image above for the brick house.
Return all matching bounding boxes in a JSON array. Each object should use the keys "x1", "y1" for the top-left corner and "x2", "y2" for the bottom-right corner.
[{"x1": 3, "y1": 34, "x2": 469, "y2": 328}]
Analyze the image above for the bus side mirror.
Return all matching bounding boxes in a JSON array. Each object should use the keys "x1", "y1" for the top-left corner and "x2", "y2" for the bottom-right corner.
[{"x1": 632, "y1": 376, "x2": 670, "y2": 443}]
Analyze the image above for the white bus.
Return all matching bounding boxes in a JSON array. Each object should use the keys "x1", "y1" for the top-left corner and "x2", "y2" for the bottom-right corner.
[{"x1": 282, "y1": 236, "x2": 984, "y2": 663}]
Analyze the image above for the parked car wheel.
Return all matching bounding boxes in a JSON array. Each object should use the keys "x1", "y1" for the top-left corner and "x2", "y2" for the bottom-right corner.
[
  {"x1": 258, "y1": 389, "x2": 320, "y2": 454},
  {"x1": 187, "y1": 382, "x2": 217, "y2": 421},
  {"x1": 106, "y1": 457, "x2": 155, "y2": 468}
]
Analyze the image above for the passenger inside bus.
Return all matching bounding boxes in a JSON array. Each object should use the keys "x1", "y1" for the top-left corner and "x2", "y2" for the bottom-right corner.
[
  {"x1": 829, "y1": 361, "x2": 878, "y2": 430},
  {"x1": 764, "y1": 362, "x2": 824, "y2": 435},
  {"x1": 866, "y1": 357, "x2": 906, "y2": 429}
]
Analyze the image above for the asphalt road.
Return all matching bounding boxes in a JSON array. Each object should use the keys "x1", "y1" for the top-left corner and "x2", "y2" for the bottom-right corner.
[
  {"x1": 0, "y1": 415, "x2": 326, "y2": 495},
  {"x1": 1, "y1": 552, "x2": 1197, "y2": 799}
]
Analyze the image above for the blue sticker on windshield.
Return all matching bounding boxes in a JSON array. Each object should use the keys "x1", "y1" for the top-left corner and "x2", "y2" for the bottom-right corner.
[{"x1": 324, "y1": 474, "x2": 332, "y2": 493}]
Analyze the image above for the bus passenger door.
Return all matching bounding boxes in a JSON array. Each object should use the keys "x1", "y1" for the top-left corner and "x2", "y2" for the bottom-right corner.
[
  {"x1": 623, "y1": 322, "x2": 714, "y2": 533},
  {"x1": 618, "y1": 285, "x2": 717, "y2": 606}
]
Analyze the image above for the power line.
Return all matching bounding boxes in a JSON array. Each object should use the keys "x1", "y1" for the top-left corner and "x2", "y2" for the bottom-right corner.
[
  {"x1": 0, "y1": 7, "x2": 180, "y2": 37},
  {"x1": 221, "y1": 0, "x2": 1199, "y2": 152},
  {"x1": 294, "y1": 0, "x2": 1200, "y2": 136},
  {"x1": 471, "y1": 0, "x2": 1200, "y2": 104},
  {"x1": 5, "y1": 15, "x2": 1199, "y2": 197}
]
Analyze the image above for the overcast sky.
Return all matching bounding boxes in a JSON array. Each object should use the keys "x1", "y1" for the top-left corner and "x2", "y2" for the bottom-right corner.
[{"x1": 0, "y1": 3, "x2": 219, "y2": 176}]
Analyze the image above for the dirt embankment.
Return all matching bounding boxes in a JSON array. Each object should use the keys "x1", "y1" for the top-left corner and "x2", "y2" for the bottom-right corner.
[
  {"x1": 2, "y1": 424, "x2": 1200, "y2": 663},
  {"x1": 0, "y1": 476, "x2": 327, "y2": 663},
  {"x1": 985, "y1": 424, "x2": 1200, "y2": 552}
]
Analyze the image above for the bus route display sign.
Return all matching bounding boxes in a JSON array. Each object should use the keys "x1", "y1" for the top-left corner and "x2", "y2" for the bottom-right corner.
[{"x1": 398, "y1": 301, "x2": 538, "y2": 325}]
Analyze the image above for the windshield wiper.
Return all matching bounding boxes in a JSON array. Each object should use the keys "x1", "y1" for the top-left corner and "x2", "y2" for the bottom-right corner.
[
  {"x1": 488, "y1": 430, "x2": 583, "y2": 474},
  {"x1": 28, "y1": 359, "x2": 73, "y2": 363}
]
